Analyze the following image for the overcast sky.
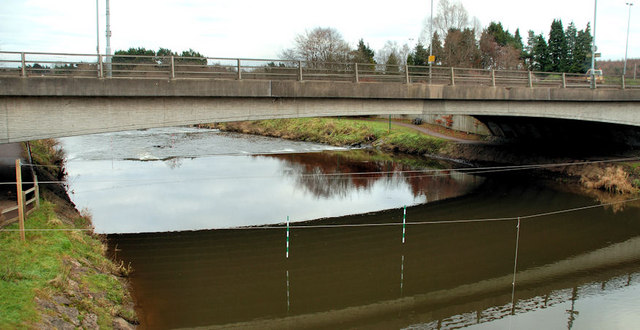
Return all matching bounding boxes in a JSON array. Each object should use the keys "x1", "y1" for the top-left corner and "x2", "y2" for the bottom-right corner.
[{"x1": 0, "y1": 0, "x2": 637, "y2": 61}]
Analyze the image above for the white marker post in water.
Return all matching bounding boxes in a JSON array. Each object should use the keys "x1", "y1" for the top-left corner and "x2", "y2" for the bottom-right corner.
[
  {"x1": 286, "y1": 216, "x2": 290, "y2": 259},
  {"x1": 402, "y1": 206, "x2": 407, "y2": 244}
]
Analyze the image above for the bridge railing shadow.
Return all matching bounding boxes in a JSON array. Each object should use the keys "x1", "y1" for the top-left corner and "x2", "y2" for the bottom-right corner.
[{"x1": 1, "y1": 51, "x2": 638, "y2": 90}]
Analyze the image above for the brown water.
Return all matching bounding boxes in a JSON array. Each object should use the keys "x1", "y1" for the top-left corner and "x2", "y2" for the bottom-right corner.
[
  {"x1": 60, "y1": 128, "x2": 640, "y2": 329},
  {"x1": 108, "y1": 177, "x2": 640, "y2": 329}
]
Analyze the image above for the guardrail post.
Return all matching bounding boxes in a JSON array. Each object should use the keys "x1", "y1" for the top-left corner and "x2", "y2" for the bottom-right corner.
[
  {"x1": 98, "y1": 55, "x2": 103, "y2": 78},
  {"x1": 354, "y1": 63, "x2": 359, "y2": 83},
  {"x1": 405, "y1": 65, "x2": 410, "y2": 84},
  {"x1": 528, "y1": 71, "x2": 533, "y2": 88},
  {"x1": 237, "y1": 59, "x2": 242, "y2": 80},
  {"x1": 562, "y1": 73, "x2": 566, "y2": 88},
  {"x1": 170, "y1": 56, "x2": 175, "y2": 79},
  {"x1": 491, "y1": 69, "x2": 496, "y2": 87},
  {"x1": 298, "y1": 61, "x2": 303, "y2": 81},
  {"x1": 20, "y1": 53, "x2": 26, "y2": 77},
  {"x1": 450, "y1": 67, "x2": 455, "y2": 86},
  {"x1": 622, "y1": 75, "x2": 626, "y2": 90}
]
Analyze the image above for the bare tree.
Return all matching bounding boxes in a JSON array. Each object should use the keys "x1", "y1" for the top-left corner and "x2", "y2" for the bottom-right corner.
[
  {"x1": 281, "y1": 27, "x2": 352, "y2": 66},
  {"x1": 420, "y1": 0, "x2": 476, "y2": 46}
]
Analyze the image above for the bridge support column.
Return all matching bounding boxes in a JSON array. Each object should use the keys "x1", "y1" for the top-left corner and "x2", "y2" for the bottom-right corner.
[
  {"x1": 298, "y1": 61, "x2": 303, "y2": 81},
  {"x1": 562, "y1": 73, "x2": 566, "y2": 88},
  {"x1": 237, "y1": 59, "x2": 242, "y2": 80},
  {"x1": 491, "y1": 70, "x2": 496, "y2": 87},
  {"x1": 528, "y1": 71, "x2": 533, "y2": 88}
]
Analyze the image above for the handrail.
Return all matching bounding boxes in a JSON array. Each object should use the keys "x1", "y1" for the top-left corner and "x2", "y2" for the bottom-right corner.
[{"x1": 0, "y1": 51, "x2": 638, "y2": 90}]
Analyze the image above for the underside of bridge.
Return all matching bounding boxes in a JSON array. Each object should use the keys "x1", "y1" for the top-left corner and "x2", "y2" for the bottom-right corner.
[{"x1": 474, "y1": 115, "x2": 640, "y2": 151}]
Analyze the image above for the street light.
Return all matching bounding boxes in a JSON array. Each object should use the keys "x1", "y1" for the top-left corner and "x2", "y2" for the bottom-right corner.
[
  {"x1": 591, "y1": 0, "x2": 598, "y2": 89},
  {"x1": 624, "y1": 2, "x2": 634, "y2": 76}
]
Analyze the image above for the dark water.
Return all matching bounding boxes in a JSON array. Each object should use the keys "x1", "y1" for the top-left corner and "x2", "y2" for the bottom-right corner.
[{"x1": 60, "y1": 127, "x2": 640, "y2": 329}]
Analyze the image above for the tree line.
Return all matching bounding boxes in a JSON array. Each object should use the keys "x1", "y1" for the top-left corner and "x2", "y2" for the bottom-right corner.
[
  {"x1": 112, "y1": 47, "x2": 207, "y2": 65},
  {"x1": 281, "y1": 0, "x2": 595, "y2": 74}
]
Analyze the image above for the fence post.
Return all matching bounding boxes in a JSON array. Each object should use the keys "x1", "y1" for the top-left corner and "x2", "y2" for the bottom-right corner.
[
  {"x1": 170, "y1": 56, "x2": 175, "y2": 79},
  {"x1": 528, "y1": 71, "x2": 533, "y2": 88},
  {"x1": 562, "y1": 73, "x2": 567, "y2": 88},
  {"x1": 354, "y1": 63, "x2": 359, "y2": 83},
  {"x1": 33, "y1": 172, "x2": 40, "y2": 208},
  {"x1": 491, "y1": 69, "x2": 496, "y2": 87},
  {"x1": 298, "y1": 61, "x2": 303, "y2": 81},
  {"x1": 15, "y1": 159, "x2": 25, "y2": 241},
  {"x1": 405, "y1": 65, "x2": 410, "y2": 84},
  {"x1": 450, "y1": 67, "x2": 455, "y2": 86},
  {"x1": 21, "y1": 53, "x2": 26, "y2": 77},
  {"x1": 237, "y1": 59, "x2": 242, "y2": 80}
]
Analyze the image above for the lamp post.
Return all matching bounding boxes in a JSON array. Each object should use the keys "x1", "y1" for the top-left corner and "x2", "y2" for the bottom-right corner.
[
  {"x1": 96, "y1": 0, "x2": 100, "y2": 57},
  {"x1": 106, "y1": 0, "x2": 112, "y2": 77},
  {"x1": 624, "y1": 2, "x2": 634, "y2": 76},
  {"x1": 591, "y1": 0, "x2": 598, "y2": 88},
  {"x1": 429, "y1": 0, "x2": 434, "y2": 83}
]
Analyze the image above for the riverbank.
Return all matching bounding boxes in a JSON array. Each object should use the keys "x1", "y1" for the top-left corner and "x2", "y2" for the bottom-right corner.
[
  {"x1": 0, "y1": 140, "x2": 138, "y2": 329},
  {"x1": 208, "y1": 117, "x2": 640, "y2": 195}
]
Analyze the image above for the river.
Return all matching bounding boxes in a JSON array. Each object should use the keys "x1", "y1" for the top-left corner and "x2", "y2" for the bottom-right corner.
[{"x1": 60, "y1": 127, "x2": 640, "y2": 329}]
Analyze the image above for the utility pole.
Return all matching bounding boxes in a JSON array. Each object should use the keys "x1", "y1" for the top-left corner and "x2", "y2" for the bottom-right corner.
[
  {"x1": 429, "y1": 0, "x2": 434, "y2": 84},
  {"x1": 591, "y1": 0, "x2": 598, "y2": 89},
  {"x1": 106, "y1": 0, "x2": 112, "y2": 77},
  {"x1": 96, "y1": 0, "x2": 100, "y2": 58},
  {"x1": 624, "y1": 2, "x2": 634, "y2": 76}
]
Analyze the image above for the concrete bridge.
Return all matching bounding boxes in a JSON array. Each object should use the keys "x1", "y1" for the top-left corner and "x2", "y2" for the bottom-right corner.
[{"x1": 1, "y1": 51, "x2": 640, "y2": 144}]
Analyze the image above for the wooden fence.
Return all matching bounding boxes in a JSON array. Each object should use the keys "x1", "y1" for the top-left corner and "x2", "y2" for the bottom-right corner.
[{"x1": 0, "y1": 159, "x2": 40, "y2": 239}]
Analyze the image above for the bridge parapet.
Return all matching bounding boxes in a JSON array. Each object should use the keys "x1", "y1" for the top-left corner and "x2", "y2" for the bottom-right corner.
[{"x1": 2, "y1": 51, "x2": 639, "y2": 91}]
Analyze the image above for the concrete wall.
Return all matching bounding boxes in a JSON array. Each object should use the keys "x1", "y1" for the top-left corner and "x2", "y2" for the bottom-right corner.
[{"x1": 1, "y1": 77, "x2": 640, "y2": 143}]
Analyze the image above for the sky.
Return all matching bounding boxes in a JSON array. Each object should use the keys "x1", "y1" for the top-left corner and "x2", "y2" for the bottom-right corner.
[{"x1": 0, "y1": 0, "x2": 637, "y2": 62}]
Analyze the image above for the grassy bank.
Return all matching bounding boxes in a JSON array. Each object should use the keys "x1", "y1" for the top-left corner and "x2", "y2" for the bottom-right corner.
[
  {"x1": 208, "y1": 117, "x2": 449, "y2": 155},
  {"x1": 0, "y1": 140, "x2": 137, "y2": 328}
]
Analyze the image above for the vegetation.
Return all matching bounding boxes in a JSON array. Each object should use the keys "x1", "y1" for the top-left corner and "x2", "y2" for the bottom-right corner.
[
  {"x1": 277, "y1": 0, "x2": 596, "y2": 74},
  {"x1": 208, "y1": 118, "x2": 448, "y2": 155},
  {"x1": 113, "y1": 47, "x2": 207, "y2": 66},
  {"x1": 0, "y1": 200, "x2": 136, "y2": 328},
  {"x1": 0, "y1": 140, "x2": 137, "y2": 328}
]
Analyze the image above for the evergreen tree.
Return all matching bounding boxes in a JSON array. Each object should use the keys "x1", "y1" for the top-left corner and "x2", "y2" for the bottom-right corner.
[
  {"x1": 548, "y1": 19, "x2": 569, "y2": 72},
  {"x1": 385, "y1": 52, "x2": 400, "y2": 74},
  {"x1": 571, "y1": 24, "x2": 593, "y2": 73},
  {"x1": 407, "y1": 43, "x2": 429, "y2": 66},
  {"x1": 565, "y1": 22, "x2": 578, "y2": 70},
  {"x1": 532, "y1": 34, "x2": 551, "y2": 71},
  {"x1": 353, "y1": 39, "x2": 376, "y2": 64}
]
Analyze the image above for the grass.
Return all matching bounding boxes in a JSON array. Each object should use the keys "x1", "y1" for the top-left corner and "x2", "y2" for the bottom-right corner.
[
  {"x1": 0, "y1": 200, "x2": 134, "y2": 328},
  {"x1": 213, "y1": 117, "x2": 449, "y2": 155}
]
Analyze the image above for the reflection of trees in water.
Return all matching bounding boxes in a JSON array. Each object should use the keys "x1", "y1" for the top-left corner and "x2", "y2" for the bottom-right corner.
[{"x1": 261, "y1": 152, "x2": 480, "y2": 200}]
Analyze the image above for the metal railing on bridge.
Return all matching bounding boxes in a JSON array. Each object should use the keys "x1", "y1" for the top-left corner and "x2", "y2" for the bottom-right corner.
[{"x1": 1, "y1": 51, "x2": 638, "y2": 90}]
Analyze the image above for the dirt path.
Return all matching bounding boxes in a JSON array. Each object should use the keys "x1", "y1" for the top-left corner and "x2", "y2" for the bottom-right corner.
[{"x1": 369, "y1": 118, "x2": 487, "y2": 144}]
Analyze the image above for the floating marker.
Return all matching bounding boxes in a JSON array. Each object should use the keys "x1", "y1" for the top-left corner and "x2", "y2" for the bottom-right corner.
[
  {"x1": 402, "y1": 205, "x2": 407, "y2": 244},
  {"x1": 286, "y1": 216, "x2": 290, "y2": 259}
]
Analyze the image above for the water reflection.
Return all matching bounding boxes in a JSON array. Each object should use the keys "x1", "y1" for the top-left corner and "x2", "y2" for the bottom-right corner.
[
  {"x1": 108, "y1": 179, "x2": 640, "y2": 329},
  {"x1": 64, "y1": 148, "x2": 481, "y2": 233}
]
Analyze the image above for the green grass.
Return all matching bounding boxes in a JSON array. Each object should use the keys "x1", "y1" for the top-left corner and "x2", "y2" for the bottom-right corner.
[
  {"x1": 0, "y1": 200, "x2": 133, "y2": 328},
  {"x1": 217, "y1": 117, "x2": 449, "y2": 155}
]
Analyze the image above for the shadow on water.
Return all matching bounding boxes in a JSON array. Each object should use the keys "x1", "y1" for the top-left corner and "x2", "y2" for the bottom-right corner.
[{"x1": 107, "y1": 173, "x2": 640, "y2": 329}]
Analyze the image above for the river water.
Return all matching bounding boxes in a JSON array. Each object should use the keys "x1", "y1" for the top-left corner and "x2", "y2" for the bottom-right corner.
[{"x1": 60, "y1": 127, "x2": 640, "y2": 329}]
